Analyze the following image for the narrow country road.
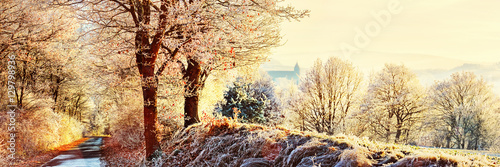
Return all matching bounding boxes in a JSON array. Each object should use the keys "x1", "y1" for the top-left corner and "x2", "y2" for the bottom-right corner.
[{"x1": 42, "y1": 137, "x2": 104, "y2": 167}]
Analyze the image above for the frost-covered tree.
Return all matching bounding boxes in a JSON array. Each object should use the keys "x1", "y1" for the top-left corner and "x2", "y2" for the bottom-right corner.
[
  {"x1": 429, "y1": 72, "x2": 500, "y2": 150},
  {"x1": 0, "y1": 0, "x2": 83, "y2": 111},
  {"x1": 355, "y1": 64, "x2": 426, "y2": 144},
  {"x1": 56, "y1": 0, "x2": 308, "y2": 158},
  {"x1": 0, "y1": 0, "x2": 88, "y2": 160},
  {"x1": 292, "y1": 57, "x2": 362, "y2": 135}
]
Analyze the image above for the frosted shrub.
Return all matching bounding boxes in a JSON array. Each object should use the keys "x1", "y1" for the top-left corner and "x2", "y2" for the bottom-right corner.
[
  {"x1": 217, "y1": 75, "x2": 283, "y2": 125},
  {"x1": 11, "y1": 104, "x2": 84, "y2": 157},
  {"x1": 58, "y1": 114, "x2": 84, "y2": 146},
  {"x1": 110, "y1": 108, "x2": 144, "y2": 149},
  {"x1": 19, "y1": 107, "x2": 61, "y2": 154}
]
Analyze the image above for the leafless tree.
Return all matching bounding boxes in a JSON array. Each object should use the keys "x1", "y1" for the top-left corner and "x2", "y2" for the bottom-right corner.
[
  {"x1": 0, "y1": 0, "x2": 87, "y2": 116},
  {"x1": 355, "y1": 64, "x2": 426, "y2": 144},
  {"x1": 0, "y1": 0, "x2": 89, "y2": 160},
  {"x1": 429, "y1": 72, "x2": 500, "y2": 150},
  {"x1": 292, "y1": 57, "x2": 362, "y2": 135}
]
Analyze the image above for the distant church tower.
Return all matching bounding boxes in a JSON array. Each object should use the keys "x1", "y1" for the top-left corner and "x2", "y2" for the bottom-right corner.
[
  {"x1": 267, "y1": 62, "x2": 301, "y2": 84},
  {"x1": 294, "y1": 62, "x2": 300, "y2": 75}
]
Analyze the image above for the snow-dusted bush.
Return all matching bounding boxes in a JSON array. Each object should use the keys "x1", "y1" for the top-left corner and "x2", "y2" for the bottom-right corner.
[
  {"x1": 218, "y1": 78, "x2": 267, "y2": 123},
  {"x1": 217, "y1": 75, "x2": 282, "y2": 125}
]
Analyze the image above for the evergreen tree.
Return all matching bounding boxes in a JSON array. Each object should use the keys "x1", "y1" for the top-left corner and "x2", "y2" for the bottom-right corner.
[{"x1": 218, "y1": 75, "x2": 281, "y2": 124}]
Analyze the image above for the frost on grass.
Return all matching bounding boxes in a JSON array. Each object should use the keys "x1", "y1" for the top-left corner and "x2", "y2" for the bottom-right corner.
[{"x1": 160, "y1": 119, "x2": 498, "y2": 167}]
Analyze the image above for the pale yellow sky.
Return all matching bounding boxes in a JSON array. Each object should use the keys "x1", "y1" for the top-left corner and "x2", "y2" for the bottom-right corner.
[{"x1": 262, "y1": 0, "x2": 500, "y2": 94}]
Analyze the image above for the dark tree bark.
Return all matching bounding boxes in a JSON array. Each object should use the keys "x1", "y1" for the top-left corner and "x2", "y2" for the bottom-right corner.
[
  {"x1": 136, "y1": 48, "x2": 161, "y2": 160},
  {"x1": 385, "y1": 128, "x2": 391, "y2": 143},
  {"x1": 183, "y1": 58, "x2": 201, "y2": 127},
  {"x1": 395, "y1": 128, "x2": 402, "y2": 143},
  {"x1": 132, "y1": 0, "x2": 169, "y2": 159},
  {"x1": 395, "y1": 119, "x2": 403, "y2": 143}
]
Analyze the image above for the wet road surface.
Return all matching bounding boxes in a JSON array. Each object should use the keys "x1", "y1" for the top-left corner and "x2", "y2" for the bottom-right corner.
[{"x1": 42, "y1": 137, "x2": 103, "y2": 167}]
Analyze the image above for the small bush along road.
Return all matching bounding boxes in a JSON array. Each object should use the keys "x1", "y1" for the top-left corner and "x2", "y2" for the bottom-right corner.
[{"x1": 42, "y1": 137, "x2": 104, "y2": 167}]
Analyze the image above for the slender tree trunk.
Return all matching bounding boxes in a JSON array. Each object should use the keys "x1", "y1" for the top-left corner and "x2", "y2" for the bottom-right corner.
[
  {"x1": 475, "y1": 137, "x2": 479, "y2": 150},
  {"x1": 302, "y1": 118, "x2": 305, "y2": 131},
  {"x1": 461, "y1": 138, "x2": 466, "y2": 149},
  {"x1": 446, "y1": 133, "x2": 451, "y2": 148},
  {"x1": 395, "y1": 122, "x2": 402, "y2": 143},
  {"x1": 395, "y1": 129, "x2": 402, "y2": 144},
  {"x1": 52, "y1": 75, "x2": 60, "y2": 111},
  {"x1": 183, "y1": 58, "x2": 201, "y2": 127},
  {"x1": 385, "y1": 128, "x2": 391, "y2": 143}
]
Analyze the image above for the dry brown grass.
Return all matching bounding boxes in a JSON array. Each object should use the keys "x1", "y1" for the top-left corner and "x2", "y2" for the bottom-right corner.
[{"x1": 160, "y1": 118, "x2": 498, "y2": 167}]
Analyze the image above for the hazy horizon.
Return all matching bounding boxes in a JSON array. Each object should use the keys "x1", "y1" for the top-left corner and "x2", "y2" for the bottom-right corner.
[{"x1": 261, "y1": 0, "x2": 500, "y2": 94}]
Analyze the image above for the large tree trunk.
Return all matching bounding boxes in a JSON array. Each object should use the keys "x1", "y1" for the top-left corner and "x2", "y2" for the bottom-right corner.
[
  {"x1": 142, "y1": 79, "x2": 159, "y2": 160},
  {"x1": 183, "y1": 58, "x2": 201, "y2": 127},
  {"x1": 137, "y1": 49, "x2": 160, "y2": 160},
  {"x1": 184, "y1": 95, "x2": 199, "y2": 127},
  {"x1": 135, "y1": 1, "x2": 164, "y2": 156}
]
